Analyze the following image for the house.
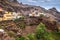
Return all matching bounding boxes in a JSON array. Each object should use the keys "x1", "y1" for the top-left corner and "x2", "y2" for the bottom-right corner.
[
  {"x1": 12, "y1": 12, "x2": 17, "y2": 19},
  {"x1": 13, "y1": 12, "x2": 23, "y2": 19},
  {"x1": 17, "y1": 12, "x2": 23, "y2": 19}
]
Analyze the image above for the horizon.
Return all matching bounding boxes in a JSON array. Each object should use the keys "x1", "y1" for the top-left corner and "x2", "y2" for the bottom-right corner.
[{"x1": 17, "y1": 0, "x2": 60, "y2": 12}]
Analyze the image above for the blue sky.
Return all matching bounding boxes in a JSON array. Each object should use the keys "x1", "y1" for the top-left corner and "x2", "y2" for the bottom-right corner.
[{"x1": 17, "y1": 0, "x2": 60, "y2": 11}]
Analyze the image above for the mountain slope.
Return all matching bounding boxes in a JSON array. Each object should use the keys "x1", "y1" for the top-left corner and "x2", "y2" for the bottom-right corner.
[
  {"x1": 0, "y1": 0, "x2": 60, "y2": 22},
  {"x1": 0, "y1": 0, "x2": 60, "y2": 40},
  {"x1": 48, "y1": 7, "x2": 60, "y2": 22}
]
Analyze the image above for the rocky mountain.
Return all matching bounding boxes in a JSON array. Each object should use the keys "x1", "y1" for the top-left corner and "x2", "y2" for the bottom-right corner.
[
  {"x1": 0, "y1": 0, "x2": 60, "y2": 22},
  {"x1": 0, "y1": 0, "x2": 60, "y2": 40},
  {"x1": 48, "y1": 7, "x2": 60, "y2": 22}
]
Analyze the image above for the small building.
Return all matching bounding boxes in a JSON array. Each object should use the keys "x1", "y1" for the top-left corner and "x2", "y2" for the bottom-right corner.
[
  {"x1": 12, "y1": 12, "x2": 17, "y2": 19},
  {"x1": 17, "y1": 13, "x2": 23, "y2": 19},
  {"x1": 13, "y1": 12, "x2": 23, "y2": 19}
]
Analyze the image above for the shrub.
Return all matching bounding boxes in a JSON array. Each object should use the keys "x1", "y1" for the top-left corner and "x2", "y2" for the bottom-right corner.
[
  {"x1": 35, "y1": 22, "x2": 55, "y2": 40},
  {"x1": 43, "y1": 32, "x2": 55, "y2": 40},
  {"x1": 26, "y1": 33, "x2": 37, "y2": 40},
  {"x1": 35, "y1": 22, "x2": 46, "y2": 39},
  {"x1": 19, "y1": 16, "x2": 25, "y2": 20},
  {"x1": 18, "y1": 22, "x2": 25, "y2": 29},
  {"x1": 13, "y1": 16, "x2": 25, "y2": 23},
  {"x1": 0, "y1": 25, "x2": 2, "y2": 29},
  {"x1": 13, "y1": 19, "x2": 19, "y2": 23},
  {"x1": 7, "y1": 31, "x2": 15, "y2": 37},
  {"x1": 40, "y1": 14, "x2": 44, "y2": 17},
  {"x1": 16, "y1": 36, "x2": 25, "y2": 40}
]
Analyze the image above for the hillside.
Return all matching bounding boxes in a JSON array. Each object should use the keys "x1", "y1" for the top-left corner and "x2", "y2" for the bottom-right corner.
[
  {"x1": 0, "y1": 0, "x2": 60, "y2": 22},
  {"x1": 0, "y1": 0, "x2": 60, "y2": 40}
]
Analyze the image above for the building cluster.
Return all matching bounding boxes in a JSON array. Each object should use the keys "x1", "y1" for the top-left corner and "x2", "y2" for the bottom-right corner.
[
  {"x1": 0, "y1": 7, "x2": 48, "y2": 21},
  {"x1": 0, "y1": 7, "x2": 23, "y2": 21},
  {"x1": 29, "y1": 11, "x2": 46, "y2": 17}
]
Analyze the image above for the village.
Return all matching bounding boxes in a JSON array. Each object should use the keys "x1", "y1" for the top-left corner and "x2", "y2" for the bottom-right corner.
[{"x1": 0, "y1": 6, "x2": 48, "y2": 21}]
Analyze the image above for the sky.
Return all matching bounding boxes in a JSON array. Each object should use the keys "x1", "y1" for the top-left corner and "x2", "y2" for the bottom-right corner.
[{"x1": 17, "y1": 0, "x2": 60, "y2": 12}]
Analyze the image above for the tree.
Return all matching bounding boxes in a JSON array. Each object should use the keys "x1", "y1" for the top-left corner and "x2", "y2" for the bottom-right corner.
[
  {"x1": 26, "y1": 33, "x2": 37, "y2": 40},
  {"x1": 43, "y1": 32, "x2": 55, "y2": 40},
  {"x1": 40, "y1": 14, "x2": 44, "y2": 17},
  {"x1": 18, "y1": 22, "x2": 25, "y2": 29},
  {"x1": 35, "y1": 22, "x2": 55, "y2": 40},
  {"x1": 16, "y1": 36, "x2": 25, "y2": 40},
  {"x1": 35, "y1": 22, "x2": 46, "y2": 39}
]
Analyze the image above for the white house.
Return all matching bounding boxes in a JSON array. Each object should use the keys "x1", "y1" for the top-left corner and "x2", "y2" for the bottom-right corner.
[
  {"x1": 12, "y1": 12, "x2": 17, "y2": 19},
  {"x1": 11, "y1": 12, "x2": 23, "y2": 20}
]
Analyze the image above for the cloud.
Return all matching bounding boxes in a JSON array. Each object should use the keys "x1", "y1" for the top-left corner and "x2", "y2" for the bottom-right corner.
[
  {"x1": 27, "y1": 0, "x2": 52, "y2": 3},
  {"x1": 27, "y1": 0, "x2": 37, "y2": 3},
  {"x1": 47, "y1": 0, "x2": 51, "y2": 1},
  {"x1": 40, "y1": 0, "x2": 51, "y2": 2}
]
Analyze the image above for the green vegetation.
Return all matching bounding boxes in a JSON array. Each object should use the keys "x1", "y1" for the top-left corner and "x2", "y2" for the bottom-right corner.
[
  {"x1": 19, "y1": 16, "x2": 25, "y2": 20},
  {"x1": 13, "y1": 16, "x2": 25, "y2": 29},
  {"x1": 15, "y1": 22, "x2": 60, "y2": 40},
  {"x1": 16, "y1": 36, "x2": 25, "y2": 40},
  {"x1": 35, "y1": 23, "x2": 56, "y2": 40},
  {"x1": 18, "y1": 22, "x2": 25, "y2": 29},
  {"x1": 40, "y1": 14, "x2": 44, "y2": 17},
  {"x1": 0, "y1": 25, "x2": 2, "y2": 29},
  {"x1": 35, "y1": 23, "x2": 46, "y2": 39},
  {"x1": 13, "y1": 16, "x2": 25, "y2": 23},
  {"x1": 7, "y1": 31, "x2": 15, "y2": 37},
  {"x1": 26, "y1": 33, "x2": 36, "y2": 40},
  {"x1": 13, "y1": 18, "x2": 19, "y2": 23}
]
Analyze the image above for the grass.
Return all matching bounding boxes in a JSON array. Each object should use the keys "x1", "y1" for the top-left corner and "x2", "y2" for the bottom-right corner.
[{"x1": 51, "y1": 32, "x2": 60, "y2": 40}]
